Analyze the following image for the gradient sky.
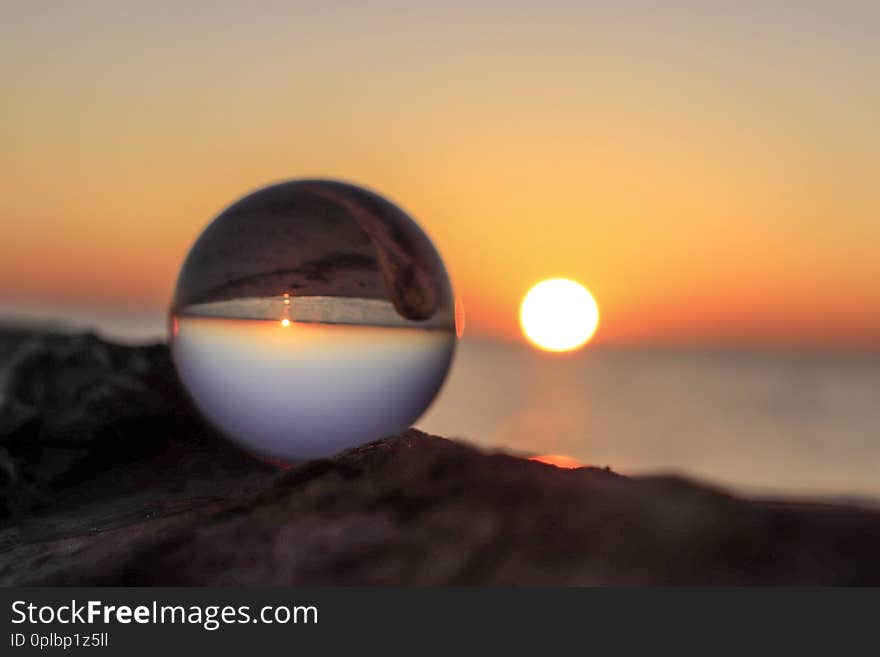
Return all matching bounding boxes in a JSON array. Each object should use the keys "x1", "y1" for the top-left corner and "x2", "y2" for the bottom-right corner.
[{"x1": 2, "y1": 1, "x2": 878, "y2": 347}]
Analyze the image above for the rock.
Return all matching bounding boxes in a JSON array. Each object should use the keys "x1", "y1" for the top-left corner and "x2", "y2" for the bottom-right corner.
[
  {"x1": 1, "y1": 329, "x2": 880, "y2": 585},
  {"x1": 0, "y1": 331, "x2": 268, "y2": 521}
]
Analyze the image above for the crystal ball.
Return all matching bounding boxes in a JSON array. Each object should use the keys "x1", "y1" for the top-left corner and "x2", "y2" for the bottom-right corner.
[{"x1": 170, "y1": 180, "x2": 456, "y2": 462}]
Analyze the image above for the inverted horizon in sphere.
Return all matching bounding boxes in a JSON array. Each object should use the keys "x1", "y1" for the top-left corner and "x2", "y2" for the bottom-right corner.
[{"x1": 177, "y1": 295, "x2": 452, "y2": 329}]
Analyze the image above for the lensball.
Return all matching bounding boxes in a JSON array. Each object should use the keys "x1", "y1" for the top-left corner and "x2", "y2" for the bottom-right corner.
[{"x1": 170, "y1": 180, "x2": 456, "y2": 462}]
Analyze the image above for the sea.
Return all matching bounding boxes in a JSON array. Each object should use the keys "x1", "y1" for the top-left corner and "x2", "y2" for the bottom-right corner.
[
  {"x1": 2, "y1": 309, "x2": 878, "y2": 502},
  {"x1": 420, "y1": 337, "x2": 880, "y2": 502}
]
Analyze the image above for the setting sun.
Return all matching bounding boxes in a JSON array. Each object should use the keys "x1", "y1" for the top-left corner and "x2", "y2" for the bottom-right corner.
[{"x1": 520, "y1": 279, "x2": 599, "y2": 352}]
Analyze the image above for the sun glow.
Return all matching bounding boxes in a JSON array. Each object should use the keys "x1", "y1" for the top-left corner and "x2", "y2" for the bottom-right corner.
[
  {"x1": 520, "y1": 278, "x2": 599, "y2": 352},
  {"x1": 529, "y1": 454, "x2": 584, "y2": 469}
]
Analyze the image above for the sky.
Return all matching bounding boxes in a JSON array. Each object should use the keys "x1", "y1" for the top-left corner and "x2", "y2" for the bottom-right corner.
[{"x1": 2, "y1": 1, "x2": 878, "y2": 348}]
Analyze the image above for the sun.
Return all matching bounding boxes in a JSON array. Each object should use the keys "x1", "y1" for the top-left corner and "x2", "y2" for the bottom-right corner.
[{"x1": 520, "y1": 278, "x2": 600, "y2": 352}]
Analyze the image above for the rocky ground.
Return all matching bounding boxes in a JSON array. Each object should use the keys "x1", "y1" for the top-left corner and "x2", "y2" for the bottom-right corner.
[{"x1": 1, "y1": 328, "x2": 879, "y2": 585}]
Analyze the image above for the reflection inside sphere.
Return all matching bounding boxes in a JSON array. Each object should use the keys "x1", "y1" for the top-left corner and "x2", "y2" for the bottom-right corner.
[{"x1": 170, "y1": 180, "x2": 456, "y2": 462}]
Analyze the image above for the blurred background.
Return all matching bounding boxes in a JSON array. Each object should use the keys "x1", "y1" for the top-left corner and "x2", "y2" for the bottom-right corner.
[{"x1": 2, "y1": 1, "x2": 878, "y2": 498}]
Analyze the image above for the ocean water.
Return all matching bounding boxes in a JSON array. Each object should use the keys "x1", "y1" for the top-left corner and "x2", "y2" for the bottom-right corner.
[
  {"x1": 2, "y1": 313, "x2": 876, "y2": 500},
  {"x1": 420, "y1": 338, "x2": 880, "y2": 500}
]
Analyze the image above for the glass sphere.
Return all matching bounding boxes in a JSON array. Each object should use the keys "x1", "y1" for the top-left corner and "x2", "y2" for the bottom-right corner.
[{"x1": 170, "y1": 180, "x2": 456, "y2": 462}]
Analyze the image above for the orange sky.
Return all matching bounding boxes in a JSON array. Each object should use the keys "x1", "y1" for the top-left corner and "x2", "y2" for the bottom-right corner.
[{"x1": 2, "y1": 3, "x2": 878, "y2": 348}]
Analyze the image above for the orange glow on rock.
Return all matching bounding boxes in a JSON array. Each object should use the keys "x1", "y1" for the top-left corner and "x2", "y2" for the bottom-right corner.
[{"x1": 529, "y1": 453, "x2": 584, "y2": 469}]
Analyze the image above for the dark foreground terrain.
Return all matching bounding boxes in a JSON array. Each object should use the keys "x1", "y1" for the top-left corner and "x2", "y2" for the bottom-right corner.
[{"x1": 1, "y1": 328, "x2": 879, "y2": 585}]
